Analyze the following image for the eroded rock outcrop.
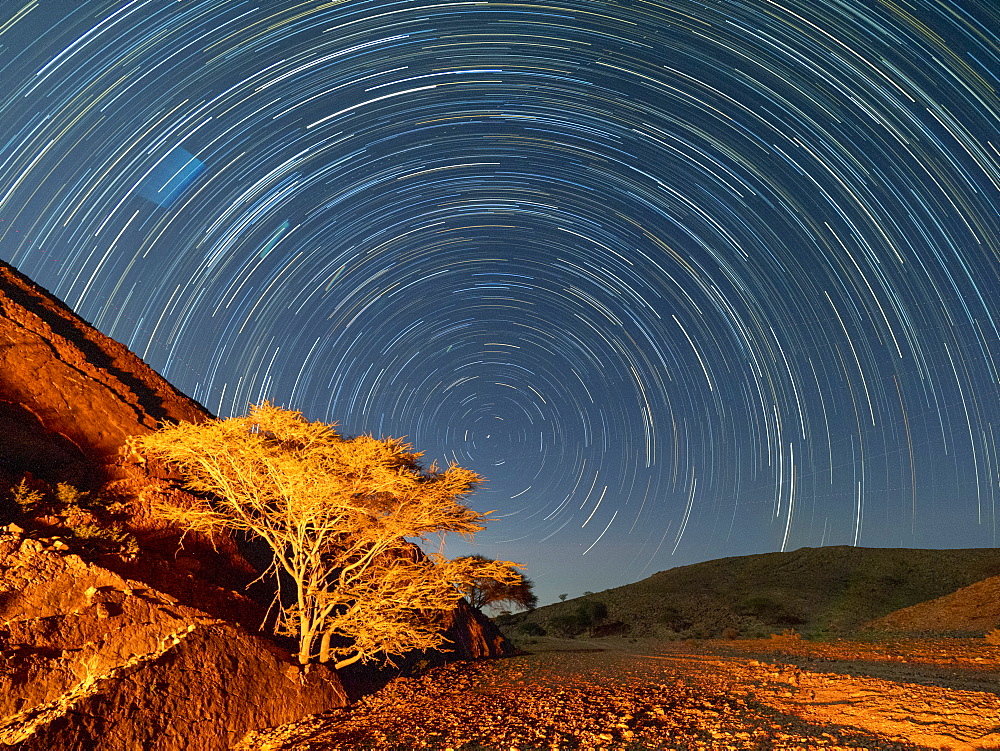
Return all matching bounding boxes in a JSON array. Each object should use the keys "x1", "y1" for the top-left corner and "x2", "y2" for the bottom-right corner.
[
  {"x1": 441, "y1": 596, "x2": 512, "y2": 659},
  {"x1": 0, "y1": 257, "x2": 256, "y2": 593},
  {"x1": 0, "y1": 532, "x2": 347, "y2": 750}
]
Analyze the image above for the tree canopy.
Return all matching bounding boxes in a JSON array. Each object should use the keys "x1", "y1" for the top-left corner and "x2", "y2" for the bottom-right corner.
[
  {"x1": 134, "y1": 403, "x2": 520, "y2": 667},
  {"x1": 459, "y1": 554, "x2": 537, "y2": 614}
]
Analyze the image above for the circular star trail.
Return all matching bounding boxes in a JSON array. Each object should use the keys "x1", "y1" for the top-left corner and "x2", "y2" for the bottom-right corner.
[{"x1": 2, "y1": 0, "x2": 1000, "y2": 601}]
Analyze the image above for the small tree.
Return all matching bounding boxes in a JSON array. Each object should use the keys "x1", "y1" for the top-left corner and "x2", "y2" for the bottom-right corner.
[
  {"x1": 134, "y1": 403, "x2": 520, "y2": 668},
  {"x1": 458, "y1": 554, "x2": 537, "y2": 614},
  {"x1": 576, "y1": 600, "x2": 608, "y2": 636}
]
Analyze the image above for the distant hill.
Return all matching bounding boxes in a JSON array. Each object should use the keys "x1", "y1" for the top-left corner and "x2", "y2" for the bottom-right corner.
[
  {"x1": 869, "y1": 572, "x2": 1000, "y2": 635},
  {"x1": 500, "y1": 546, "x2": 1000, "y2": 639}
]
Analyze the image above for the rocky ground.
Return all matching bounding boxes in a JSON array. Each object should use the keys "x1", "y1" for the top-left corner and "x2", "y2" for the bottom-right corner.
[{"x1": 235, "y1": 635, "x2": 1000, "y2": 750}]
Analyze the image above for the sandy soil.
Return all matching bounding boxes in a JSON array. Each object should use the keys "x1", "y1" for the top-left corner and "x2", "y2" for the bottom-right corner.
[{"x1": 236, "y1": 635, "x2": 1000, "y2": 750}]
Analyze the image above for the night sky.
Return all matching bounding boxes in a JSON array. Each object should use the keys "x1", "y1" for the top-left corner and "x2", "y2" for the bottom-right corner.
[{"x1": 2, "y1": 0, "x2": 1000, "y2": 606}]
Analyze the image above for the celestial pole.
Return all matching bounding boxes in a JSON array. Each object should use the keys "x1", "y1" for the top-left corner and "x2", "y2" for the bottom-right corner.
[{"x1": 2, "y1": 0, "x2": 999, "y2": 603}]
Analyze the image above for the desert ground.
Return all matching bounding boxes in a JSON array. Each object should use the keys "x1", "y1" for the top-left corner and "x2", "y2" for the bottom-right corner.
[{"x1": 237, "y1": 634, "x2": 1000, "y2": 750}]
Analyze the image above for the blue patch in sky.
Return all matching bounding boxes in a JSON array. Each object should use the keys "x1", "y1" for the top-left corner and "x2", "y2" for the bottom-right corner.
[
  {"x1": 259, "y1": 220, "x2": 291, "y2": 258},
  {"x1": 138, "y1": 147, "x2": 204, "y2": 207}
]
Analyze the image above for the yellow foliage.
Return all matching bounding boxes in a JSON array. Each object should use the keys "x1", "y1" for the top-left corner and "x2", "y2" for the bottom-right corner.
[
  {"x1": 133, "y1": 402, "x2": 521, "y2": 667},
  {"x1": 10, "y1": 478, "x2": 43, "y2": 512}
]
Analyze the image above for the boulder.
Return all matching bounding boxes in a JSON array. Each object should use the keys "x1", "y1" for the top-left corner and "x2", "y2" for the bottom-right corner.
[
  {"x1": 0, "y1": 533, "x2": 347, "y2": 750},
  {"x1": 441, "y1": 598, "x2": 513, "y2": 659}
]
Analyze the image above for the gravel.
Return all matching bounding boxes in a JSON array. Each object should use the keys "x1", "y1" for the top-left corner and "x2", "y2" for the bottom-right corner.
[{"x1": 237, "y1": 638, "x2": 947, "y2": 750}]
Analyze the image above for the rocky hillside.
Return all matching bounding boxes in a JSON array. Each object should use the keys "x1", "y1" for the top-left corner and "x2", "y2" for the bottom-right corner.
[
  {"x1": 869, "y1": 572, "x2": 1000, "y2": 635},
  {"x1": 500, "y1": 546, "x2": 1000, "y2": 640},
  {"x1": 0, "y1": 256, "x2": 254, "y2": 594},
  {"x1": 0, "y1": 532, "x2": 346, "y2": 750}
]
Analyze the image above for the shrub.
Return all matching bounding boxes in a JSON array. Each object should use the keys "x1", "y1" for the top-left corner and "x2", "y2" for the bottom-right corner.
[
  {"x1": 721, "y1": 627, "x2": 739, "y2": 640},
  {"x1": 739, "y1": 596, "x2": 805, "y2": 626},
  {"x1": 576, "y1": 600, "x2": 608, "y2": 628},
  {"x1": 549, "y1": 613, "x2": 586, "y2": 638},
  {"x1": 55, "y1": 483, "x2": 90, "y2": 510},
  {"x1": 517, "y1": 622, "x2": 546, "y2": 637},
  {"x1": 985, "y1": 628, "x2": 1000, "y2": 645},
  {"x1": 10, "y1": 479, "x2": 43, "y2": 513},
  {"x1": 659, "y1": 605, "x2": 692, "y2": 632},
  {"x1": 69, "y1": 521, "x2": 140, "y2": 555},
  {"x1": 546, "y1": 600, "x2": 609, "y2": 638}
]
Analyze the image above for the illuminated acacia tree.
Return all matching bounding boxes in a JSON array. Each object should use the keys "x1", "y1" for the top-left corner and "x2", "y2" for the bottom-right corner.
[{"x1": 134, "y1": 403, "x2": 520, "y2": 668}]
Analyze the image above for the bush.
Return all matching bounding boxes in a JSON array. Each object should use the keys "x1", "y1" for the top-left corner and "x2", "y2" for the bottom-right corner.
[
  {"x1": 985, "y1": 628, "x2": 1000, "y2": 645},
  {"x1": 721, "y1": 627, "x2": 739, "y2": 640},
  {"x1": 10, "y1": 479, "x2": 43, "y2": 513},
  {"x1": 739, "y1": 596, "x2": 805, "y2": 626},
  {"x1": 517, "y1": 622, "x2": 546, "y2": 637},
  {"x1": 55, "y1": 483, "x2": 90, "y2": 510},
  {"x1": 549, "y1": 613, "x2": 586, "y2": 638},
  {"x1": 69, "y1": 522, "x2": 139, "y2": 555},
  {"x1": 576, "y1": 600, "x2": 608, "y2": 629},
  {"x1": 659, "y1": 605, "x2": 692, "y2": 632},
  {"x1": 546, "y1": 600, "x2": 609, "y2": 638}
]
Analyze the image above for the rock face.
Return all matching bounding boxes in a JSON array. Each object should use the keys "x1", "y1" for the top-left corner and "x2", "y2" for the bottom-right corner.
[
  {"x1": 0, "y1": 258, "x2": 209, "y2": 486},
  {"x1": 0, "y1": 532, "x2": 347, "y2": 750}
]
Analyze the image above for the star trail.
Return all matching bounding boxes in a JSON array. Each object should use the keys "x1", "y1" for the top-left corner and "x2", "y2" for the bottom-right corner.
[{"x1": 2, "y1": 0, "x2": 1000, "y2": 604}]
